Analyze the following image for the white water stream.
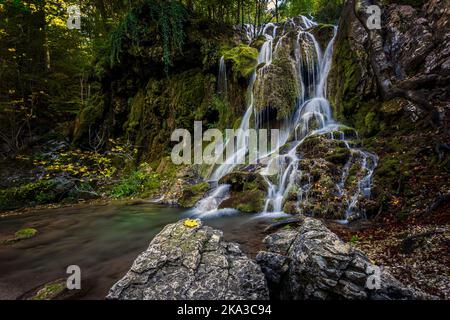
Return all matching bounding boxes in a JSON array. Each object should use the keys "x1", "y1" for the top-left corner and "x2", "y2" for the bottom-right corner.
[{"x1": 192, "y1": 16, "x2": 378, "y2": 222}]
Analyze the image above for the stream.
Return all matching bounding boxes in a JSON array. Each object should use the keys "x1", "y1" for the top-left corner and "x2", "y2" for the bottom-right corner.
[{"x1": 0, "y1": 203, "x2": 272, "y2": 300}]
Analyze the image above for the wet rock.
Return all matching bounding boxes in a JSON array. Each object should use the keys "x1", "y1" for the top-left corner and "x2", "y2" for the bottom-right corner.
[
  {"x1": 256, "y1": 217, "x2": 429, "y2": 300},
  {"x1": 107, "y1": 219, "x2": 269, "y2": 300},
  {"x1": 253, "y1": 50, "x2": 300, "y2": 122},
  {"x1": 218, "y1": 172, "x2": 268, "y2": 213},
  {"x1": 178, "y1": 182, "x2": 210, "y2": 208},
  {"x1": 277, "y1": 134, "x2": 375, "y2": 220}
]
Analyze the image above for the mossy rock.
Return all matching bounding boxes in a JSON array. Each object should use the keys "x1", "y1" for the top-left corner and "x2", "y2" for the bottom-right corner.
[
  {"x1": 31, "y1": 280, "x2": 66, "y2": 300},
  {"x1": 310, "y1": 24, "x2": 336, "y2": 50},
  {"x1": 223, "y1": 44, "x2": 258, "y2": 79},
  {"x1": 253, "y1": 50, "x2": 300, "y2": 121},
  {"x1": 72, "y1": 93, "x2": 105, "y2": 145},
  {"x1": 324, "y1": 147, "x2": 351, "y2": 165},
  {"x1": 3, "y1": 228, "x2": 38, "y2": 245},
  {"x1": 217, "y1": 171, "x2": 268, "y2": 213},
  {"x1": 250, "y1": 35, "x2": 267, "y2": 50},
  {"x1": 219, "y1": 171, "x2": 268, "y2": 192},
  {"x1": 0, "y1": 180, "x2": 63, "y2": 211},
  {"x1": 15, "y1": 228, "x2": 38, "y2": 240},
  {"x1": 298, "y1": 135, "x2": 348, "y2": 159},
  {"x1": 219, "y1": 189, "x2": 265, "y2": 214},
  {"x1": 283, "y1": 200, "x2": 301, "y2": 215},
  {"x1": 178, "y1": 182, "x2": 210, "y2": 208}
]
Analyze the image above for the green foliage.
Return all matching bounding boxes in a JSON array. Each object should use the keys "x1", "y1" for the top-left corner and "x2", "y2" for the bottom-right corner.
[
  {"x1": 110, "y1": 170, "x2": 149, "y2": 198},
  {"x1": 0, "y1": 180, "x2": 57, "y2": 210},
  {"x1": 350, "y1": 234, "x2": 362, "y2": 244},
  {"x1": 280, "y1": 0, "x2": 345, "y2": 23}
]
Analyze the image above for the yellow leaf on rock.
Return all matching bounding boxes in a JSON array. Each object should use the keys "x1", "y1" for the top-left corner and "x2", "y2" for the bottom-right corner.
[{"x1": 184, "y1": 219, "x2": 199, "y2": 228}]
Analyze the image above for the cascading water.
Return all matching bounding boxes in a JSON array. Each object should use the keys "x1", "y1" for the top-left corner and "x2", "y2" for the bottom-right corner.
[
  {"x1": 193, "y1": 16, "x2": 378, "y2": 222},
  {"x1": 218, "y1": 56, "x2": 228, "y2": 99}
]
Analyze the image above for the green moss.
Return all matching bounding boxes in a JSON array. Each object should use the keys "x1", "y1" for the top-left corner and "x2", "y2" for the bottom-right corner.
[
  {"x1": 73, "y1": 93, "x2": 105, "y2": 144},
  {"x1": 220, "y1": 189, "x2": 265, "y2": 213},
  {"x1": 223, "y1": 44, "x2": 258, "y2": 79},
  {"x1": 0, "y1": 180, "x2": 58, "y2": 210},
  {"x1": 325, "y1": 147, "x2": 351, "y2": 165},
  {"x1": 364, "y1": 111, "x2": 378, "y2": 134},
  {"x1": 179, "y1": 182, "x2": 210, "y2": 208},
  {"x1": 31, "y1": 281, "x2": 65, "y2": 300},
  {"x1": 219, "y1": 172, "x2": 268, "y2": 192},
  {"x1": 127, "y1": 69, "x2": 219, "y2": 161},
  {"x1": 253, "y1": 50, "x2": 300, "y2": 119},
  {"x1": 125, "y1": 89, "x2": 145, "y2": 136},
  {"x1": 15, "y1": 228, "x2": 38, "y2": 240},
  {"x1": 250, "y1": 36, "x2": 267, "y2": 50}
]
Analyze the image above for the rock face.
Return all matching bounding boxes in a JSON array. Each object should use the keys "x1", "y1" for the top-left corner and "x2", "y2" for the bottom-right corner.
[
  {"x1": 256, "y1": 217, "x2": 428, "y2": 300},
  {"x1": 327, "y1": 0, "x2": 450, "y2": 221},
  {"x1": 107, "y1": 220, "x2": 269, "y2": 300},
  {"x1": 328, "y1": 0, "x2": 450, "y2": 134}
]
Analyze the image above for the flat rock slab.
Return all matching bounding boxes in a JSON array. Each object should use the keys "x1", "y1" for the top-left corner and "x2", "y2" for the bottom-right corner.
[{"x1": 107, "y1": 219, "x2": 269, "y2": 300}]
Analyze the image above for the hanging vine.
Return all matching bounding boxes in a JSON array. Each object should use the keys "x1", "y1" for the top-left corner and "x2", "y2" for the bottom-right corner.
[{"x1": 109, "y1": 0, "x2": 186, "y2": 74}]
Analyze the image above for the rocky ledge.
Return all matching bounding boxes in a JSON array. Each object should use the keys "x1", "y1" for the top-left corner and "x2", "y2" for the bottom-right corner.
[
  {"x1": 256, "y1": 217, "x2": 430, "y2": 300},
  {"x1": 107, "y1": 219, "x2": 269, "y2": 300}
]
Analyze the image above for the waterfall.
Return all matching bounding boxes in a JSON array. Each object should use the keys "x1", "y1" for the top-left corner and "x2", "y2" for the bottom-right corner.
[
  {"x1": 193, "y1": 17, "x2": 378, "y2": 221},
  {"x1": 218, "y1": 56, "x2": 228, "y2": 99}
]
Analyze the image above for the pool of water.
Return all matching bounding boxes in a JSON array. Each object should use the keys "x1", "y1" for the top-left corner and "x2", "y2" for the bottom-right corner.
[{"x1": 0, "y1": 203, "x2": 273, "y2": 300}]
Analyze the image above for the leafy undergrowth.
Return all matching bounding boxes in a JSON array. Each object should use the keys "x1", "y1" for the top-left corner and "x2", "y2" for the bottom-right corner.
[
  {"x1": 363, "y1": 127, "x2": 449, "y2": 220},
  {"x1": 330, "y1": 203, "x2": 450, "y2": 299},
  {"x1": 109, "y1": 162, "x2": 175, "y2": 199},
  {"x1": 0, "y1": 139, "x2": 142, "y2": 212}
]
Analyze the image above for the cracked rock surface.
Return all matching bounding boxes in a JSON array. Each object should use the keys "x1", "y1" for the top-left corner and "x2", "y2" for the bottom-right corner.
[
  {"x1": 107, "y1": 220, "x2": 269, "y2": 300},
  {"x1": 256, "y1": 217, "x2": 430, "y2": 300}
]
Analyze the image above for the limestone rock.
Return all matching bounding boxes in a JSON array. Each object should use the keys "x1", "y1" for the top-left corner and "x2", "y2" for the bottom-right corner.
[
  {"x1": 256, "y1": 217, "x2": 429, "y2": 300},
  {"x1": 328, "y1": 0, "x2": 450, "y2": 133},
  {"x1": 107, "y1": 219, "x2": 269, "y2": 300}
]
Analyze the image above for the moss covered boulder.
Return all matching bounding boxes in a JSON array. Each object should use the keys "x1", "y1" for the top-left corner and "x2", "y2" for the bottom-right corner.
[
  {"x1": 253, "y1": 50, "x2": 300, "y2": 123},
  {"x1": 218, "y1": 172, "x2": 268, "y2": 213},
  {"x1": 3, "y1": 227, "x2": 38, "y2": 245},
  {"x1": 178, "y1": 182, "x2": 210, "y2": 208},
  {"x1": 0, "y1": 178, "x2": 75, "y2": 211},
  {"x1": 31, "y1": 280, "x2": 66, "y2": 300},
  {"x1": 223, "y1": 44, "x2": 258, "y2": 79}
]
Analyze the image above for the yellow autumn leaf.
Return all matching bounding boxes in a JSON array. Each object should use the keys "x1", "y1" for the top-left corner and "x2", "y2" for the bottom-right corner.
[{"x1": 183, "y1": 219, "x2": 200, "y2": 228}]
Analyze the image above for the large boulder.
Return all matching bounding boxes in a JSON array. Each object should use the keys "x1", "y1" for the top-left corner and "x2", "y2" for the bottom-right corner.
[
  {"x1": 256, "y1": 217, "x2": 429, "y2": 300},
  {"x1": 107, "y1": 219, "x2": 269, "y2": 300}
]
